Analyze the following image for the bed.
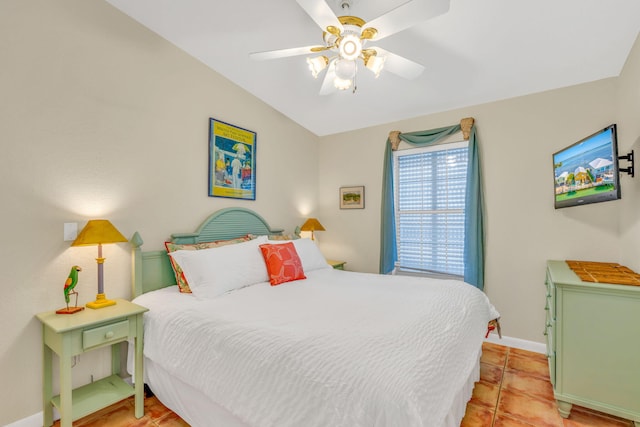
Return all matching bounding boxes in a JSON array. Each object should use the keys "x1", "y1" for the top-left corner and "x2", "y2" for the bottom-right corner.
[{"x1": 128, "y1": 207, "x2": 499, "y2": 427}]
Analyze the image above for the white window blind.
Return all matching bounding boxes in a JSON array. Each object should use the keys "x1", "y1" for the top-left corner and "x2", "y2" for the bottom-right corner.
[{"x1": 393, "y1": 141, "x2": 468, "y2": 277}]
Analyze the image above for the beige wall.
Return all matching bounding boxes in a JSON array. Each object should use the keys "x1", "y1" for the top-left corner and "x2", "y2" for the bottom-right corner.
[
  {"x1": 617, "y1": 34, "x2": 640, "y2": 270},
  {"x1": 0, "y1": 1, "x2": 319, "y2": 424},
  {"x1": 318, "y1": 47, "x2": 640, "y2": 344}
]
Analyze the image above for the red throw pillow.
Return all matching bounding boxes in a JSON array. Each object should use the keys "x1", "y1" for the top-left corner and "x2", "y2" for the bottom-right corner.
[{"x1": 259, "y1": 242, "x2": 306, "y2": 286}]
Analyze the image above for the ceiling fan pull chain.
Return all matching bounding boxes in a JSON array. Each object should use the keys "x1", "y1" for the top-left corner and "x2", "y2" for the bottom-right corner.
[{"x1": 352, "y1": 61, "x2": 358, "y2": 94}]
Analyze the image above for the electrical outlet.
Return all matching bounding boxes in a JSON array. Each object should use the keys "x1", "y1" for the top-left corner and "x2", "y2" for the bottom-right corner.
[{"x1": 64, "y1": 223, "x2": 78, "y2": 241}]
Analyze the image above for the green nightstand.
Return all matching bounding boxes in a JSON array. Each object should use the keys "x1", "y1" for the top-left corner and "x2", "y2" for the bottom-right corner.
[
  {"x1": 36, "y1": 299, "x2": 148, "y2": 427},
  {"x1": 327, "y1": 260, "x2": 346, "y2": 270}
]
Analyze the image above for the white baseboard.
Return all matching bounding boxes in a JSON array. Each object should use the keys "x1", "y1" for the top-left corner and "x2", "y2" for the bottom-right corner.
[
  {"x1": 6, "y1": 406, "x2": 59, "y2": 427},
  {"x1": 5, "y1": 412, "x2": 42, "y2": 427},
  {"x1": 485, "y1": 332, "x2": 546, "y2": 354}
]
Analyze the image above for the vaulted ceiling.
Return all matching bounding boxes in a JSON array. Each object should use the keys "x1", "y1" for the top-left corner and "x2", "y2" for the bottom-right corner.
[{"x1": 105, "y1": 0, "x2": 640, "y2": 136}]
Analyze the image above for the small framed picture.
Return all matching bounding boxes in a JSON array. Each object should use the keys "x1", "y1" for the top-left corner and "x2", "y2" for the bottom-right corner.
[{"x1": 339, "y1": 186, "x2": 365, "y2": 209}]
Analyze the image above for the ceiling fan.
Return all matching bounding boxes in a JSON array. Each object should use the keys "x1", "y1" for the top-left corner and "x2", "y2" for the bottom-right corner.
[{"x1": 249, "y1": 0, "x2": 450, "y2": 94}]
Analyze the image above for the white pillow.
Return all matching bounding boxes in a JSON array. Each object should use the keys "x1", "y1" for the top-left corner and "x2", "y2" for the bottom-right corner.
[
  {"x1": 267, "y1": 238, "x2": 331, "y2": 272},
  {"x1": 169, "y1": 236, "x2": 269, "y2": 299}
]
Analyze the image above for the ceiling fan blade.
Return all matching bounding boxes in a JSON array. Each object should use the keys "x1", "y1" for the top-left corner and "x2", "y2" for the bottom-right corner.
[
  {"x1": 319, "y1": 60, "x2": 337, "y2": 95},
  {"x1": 365, "y1": 0, "x2": 450, "y2": 41},
  {"x1": 373, "y1": 47, "x2": 425, "y2": 79},
  {"x1": 296, "y1": 0, "x2": 343, "y2": 33},
  {"x1": 250, "y1": 45, "x2": 323, "y2": 61}
]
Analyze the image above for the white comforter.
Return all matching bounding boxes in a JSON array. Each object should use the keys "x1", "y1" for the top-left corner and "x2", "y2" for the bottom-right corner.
[{"x1": 133, "y1": 268, "x2": 498, "y2": 427}]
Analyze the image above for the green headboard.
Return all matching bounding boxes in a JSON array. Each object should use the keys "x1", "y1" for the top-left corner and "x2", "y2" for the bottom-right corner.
[{"x1": 130, "y1": 207, "x2": 284, "y2": 298}]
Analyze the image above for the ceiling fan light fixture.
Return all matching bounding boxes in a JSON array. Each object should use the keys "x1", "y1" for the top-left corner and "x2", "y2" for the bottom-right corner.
[
  {"x1": 365, "y1": 54, "x2": 385, "y2": 78},
  {"x1": 250, "y1": 0, "x2": 442, "y2": 95},
  {"x1": 334, "y1": 58, "x2": 356, "y2": 80},
  {"x1": 339, "y1": 34, "x2": 362, "y2": 61},
  {"x1": 334, "y1": 76, "x2": 352, "y2": 91},
  {"x1": 307, "y1": 55, "x2": 329, "y2": 78},
  {"x1": 323, "y1": 32, "x2": 337, "y2": 46}
]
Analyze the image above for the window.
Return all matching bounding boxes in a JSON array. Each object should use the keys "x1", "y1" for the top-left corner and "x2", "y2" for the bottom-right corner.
[{"x1": 393, "y1": 141, "x2": 468, "y2": 278}]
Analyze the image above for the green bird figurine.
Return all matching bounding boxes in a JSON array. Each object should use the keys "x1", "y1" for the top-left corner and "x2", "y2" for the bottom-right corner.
[{"x1": 62, "y1": 266, "x2": 82, "y2": 311}]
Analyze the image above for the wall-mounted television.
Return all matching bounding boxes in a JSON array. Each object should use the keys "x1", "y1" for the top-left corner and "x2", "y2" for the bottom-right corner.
[{"x1": 553, "y1": 124, "x2": 621, "y2": 209}]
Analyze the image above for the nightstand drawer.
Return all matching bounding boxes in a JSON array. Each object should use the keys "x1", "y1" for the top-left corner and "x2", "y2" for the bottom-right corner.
[{"x1": 83, "y1": 320, "x2": 129, "y2": 350}]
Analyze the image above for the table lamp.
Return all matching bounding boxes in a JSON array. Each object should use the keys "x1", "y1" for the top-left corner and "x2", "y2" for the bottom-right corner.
[
  {"x1": 72, "y1": 219, "x2": 127, "y2": 309},
  {"x1": 300, "y1": 218, "x2": 325, "y2": 241}
]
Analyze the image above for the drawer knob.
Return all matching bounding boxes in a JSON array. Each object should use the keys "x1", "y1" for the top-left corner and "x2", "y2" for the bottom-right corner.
[{"x1": 105, "y1": 331, "x2": 114, "y2": 339}]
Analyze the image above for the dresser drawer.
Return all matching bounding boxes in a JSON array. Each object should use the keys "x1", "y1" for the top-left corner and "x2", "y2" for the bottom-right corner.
[
  {"x1": 545, "y1": 273, "x2": 555, "y2": 318},
  {"x1": 544, "y1": 317, "x2": 555, "y2": 386},
  {"x1": 547, "y1": 347, "x2": 556, "y2": 386},
  {"x1": 544, "y1": 314, "x2": 554, "y2": 352},
  {"x1": 83, "y1": 320, "x2": 129, "y2": 350}
]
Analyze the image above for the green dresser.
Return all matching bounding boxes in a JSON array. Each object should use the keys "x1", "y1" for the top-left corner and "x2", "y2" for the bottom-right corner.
[{"x1": 545, "y1": 260, "x2": 640, "y2": 426}]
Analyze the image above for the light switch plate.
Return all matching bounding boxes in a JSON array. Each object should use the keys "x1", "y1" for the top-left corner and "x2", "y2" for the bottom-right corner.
[{"x1": 64, "y1": 223, "x2": 78, "y2": 241}]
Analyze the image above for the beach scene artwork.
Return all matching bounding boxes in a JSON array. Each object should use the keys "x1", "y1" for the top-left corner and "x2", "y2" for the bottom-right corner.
[{"x1": 553, "y1": 130, "x2": 616, "y2": 203}]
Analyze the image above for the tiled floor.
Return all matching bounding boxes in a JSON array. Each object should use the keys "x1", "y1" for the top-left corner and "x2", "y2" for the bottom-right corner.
[
  {"x1": 52, "y1": 395, "x2": 189, "y2": 427},
  {"x1": 461, "y1": 342, "x2": 634, "y2": 426},
  {"x1": 55, "y1": 343, "x2": 635, "y2": 426}
]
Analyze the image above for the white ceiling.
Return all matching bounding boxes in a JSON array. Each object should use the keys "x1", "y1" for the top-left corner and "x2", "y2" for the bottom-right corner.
[{"x1": 105, "y1": 0, "x2": 640, "y2": 136}]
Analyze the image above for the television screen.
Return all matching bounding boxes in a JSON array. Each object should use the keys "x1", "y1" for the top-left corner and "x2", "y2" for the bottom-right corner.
[{"x1": 553, "y1": 124, "x2": 620, "y2": 209}]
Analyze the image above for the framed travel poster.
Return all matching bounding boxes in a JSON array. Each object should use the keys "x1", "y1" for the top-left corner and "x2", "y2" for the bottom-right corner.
[
  {"x1": 339, "y1": 186, "x2": 365, "y2": 209},
  {"x1": 208, "y1": 118, "x2": 256, "y2": 200}
]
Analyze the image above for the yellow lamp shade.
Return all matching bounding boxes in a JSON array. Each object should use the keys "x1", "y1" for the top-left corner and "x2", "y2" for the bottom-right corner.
[
  {"x1": 72, "y1": 220, "x2": 128, "y2": 246},
  {"x1": 300, "y1": 218, "x2": 325, "y2": 232},
  {"x1": 300, "y1": 218, "x2": 325, "y2": 241}
]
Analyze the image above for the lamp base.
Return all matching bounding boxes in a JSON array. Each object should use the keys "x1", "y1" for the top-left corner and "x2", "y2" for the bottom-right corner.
[
  {"x1": 56, "y1": 306, "x2": 84, "y2": 315},
  {"x1": 86, "y1": 293, "x2": 117, "y2": 309}
]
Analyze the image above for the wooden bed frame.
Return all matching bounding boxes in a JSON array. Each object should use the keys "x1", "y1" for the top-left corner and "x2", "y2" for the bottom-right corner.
[{"x1": 130, "y1": 207, "x2": 284, "y2": 297}]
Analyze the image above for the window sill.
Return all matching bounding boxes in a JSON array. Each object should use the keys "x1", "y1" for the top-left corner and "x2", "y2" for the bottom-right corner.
[{"x1": 393, "y1": 267, "x2": 463, "y2": 281}]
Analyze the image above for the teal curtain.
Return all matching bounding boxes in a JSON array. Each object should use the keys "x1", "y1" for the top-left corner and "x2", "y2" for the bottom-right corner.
[
  {"x1": 379, "y1": 139, "x2": 397, "y2": 275},
  {"x1": 463, "y1": 126, "x2": 484, "y2": 290},
  {"x1": 379, "y1": 123, "x2": 485, "y2": 290}
]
